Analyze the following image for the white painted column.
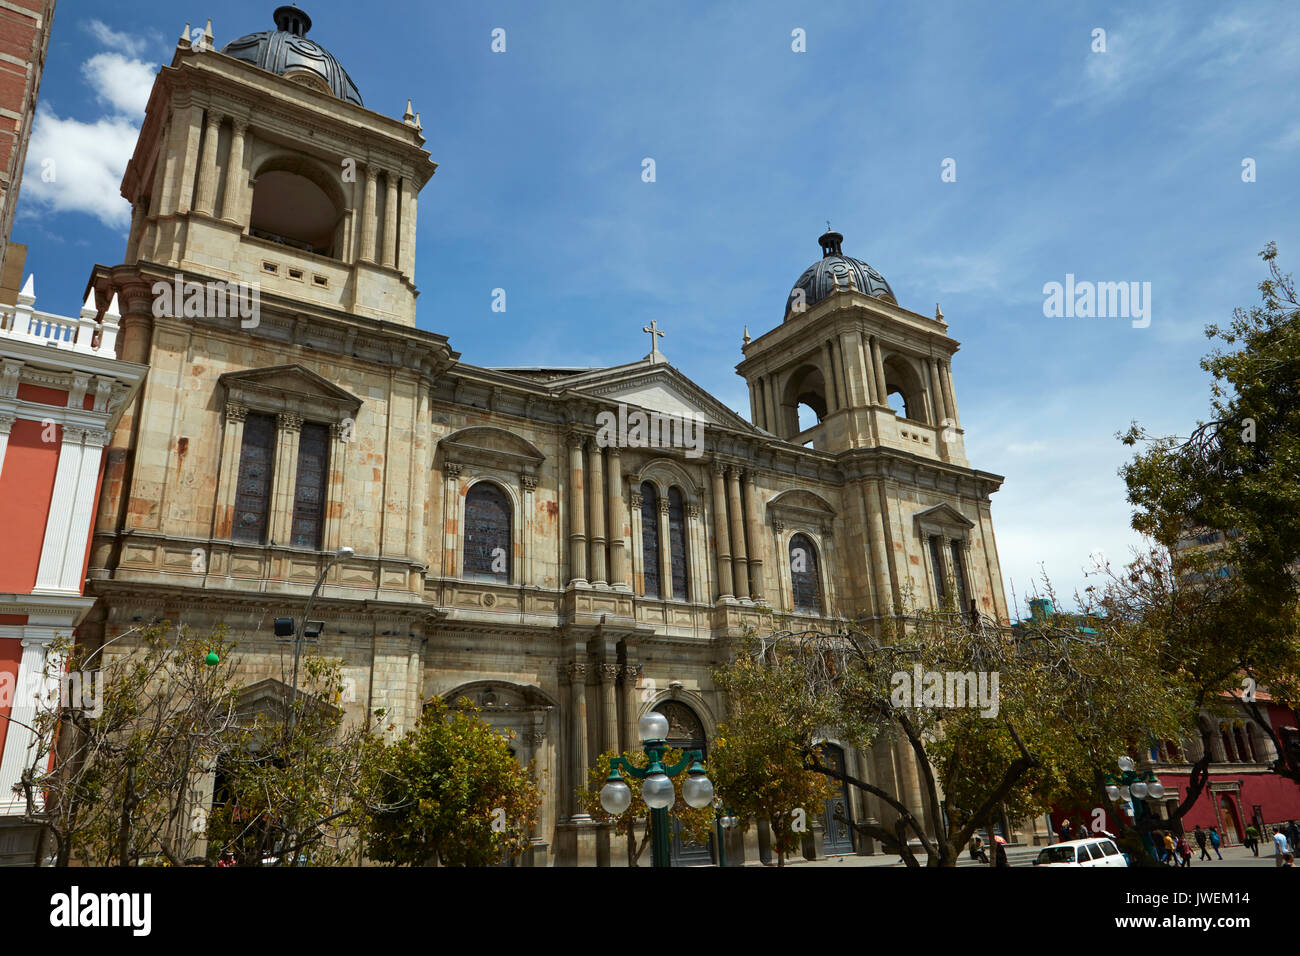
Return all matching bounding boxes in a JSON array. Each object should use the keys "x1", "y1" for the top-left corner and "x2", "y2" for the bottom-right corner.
[
  {"x1": 0, "y1": 414, "x2": 15, "y2": 478},
  {"x1": 0, "y1": 631, "x2": 60, "y2": 812},
  {"x1": 34, "y1": 428, "x2": 107, "y2": 594}
]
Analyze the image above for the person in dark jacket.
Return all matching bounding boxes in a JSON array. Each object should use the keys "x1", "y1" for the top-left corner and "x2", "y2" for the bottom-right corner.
[
  {"x1": 1194, "y1": 825, "x2": 1211, "y2": 861},
  {"x1": 1208, "y1": 827, "x2": 1223, "y2": 859}
]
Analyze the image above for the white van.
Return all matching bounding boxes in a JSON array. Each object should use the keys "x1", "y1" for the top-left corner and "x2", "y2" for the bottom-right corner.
[{"x1": 1033, "y1": 838, "x2": 1128, "y2": 867}]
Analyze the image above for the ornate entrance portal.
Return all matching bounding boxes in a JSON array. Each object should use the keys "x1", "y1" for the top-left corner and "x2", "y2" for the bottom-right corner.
[
  {"x1": 655, "y1": 701, "x2": 713, "y2": 866},
  {"x1": 819, "y1": 743, "x2": 855, "y2": 855}
]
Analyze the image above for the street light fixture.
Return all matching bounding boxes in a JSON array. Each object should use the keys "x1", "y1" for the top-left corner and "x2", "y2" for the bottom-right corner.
[
  {"x1": 598, "y1": 710, "x2": 715, "y2": 867},
  {"x1": 1105, "y1": 754, "x2": 1166, "y2": 859}
]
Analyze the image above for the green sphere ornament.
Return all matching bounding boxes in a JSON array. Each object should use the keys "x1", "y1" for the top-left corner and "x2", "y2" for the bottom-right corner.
[{"x1": 205, "y1": 650, "x2": 220, "y2": 666}]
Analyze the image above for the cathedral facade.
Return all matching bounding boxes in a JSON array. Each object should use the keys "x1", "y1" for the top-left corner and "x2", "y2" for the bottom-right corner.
[{"x1": 81, "y1": 7, "x2": 1023, "y2": 865}]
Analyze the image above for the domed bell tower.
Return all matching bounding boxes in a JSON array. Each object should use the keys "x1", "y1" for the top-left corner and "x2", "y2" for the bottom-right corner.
[
  {"x1": 736, "y1": 229, "x2": 968, "y2": 465},
  {"x1": 118, "y1": 5, "x2": 435, "y2": 325}
]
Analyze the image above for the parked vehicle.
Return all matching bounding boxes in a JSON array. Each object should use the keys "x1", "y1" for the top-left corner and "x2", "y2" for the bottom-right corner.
[{"x1": 1033, "y1": 838, "x2": 1128, "y2": 867}]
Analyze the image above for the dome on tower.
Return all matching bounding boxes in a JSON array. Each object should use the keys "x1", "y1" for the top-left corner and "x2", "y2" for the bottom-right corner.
[
  {"x1": 784, "y1": 230, "x2": 895, "y2": 319},
  {"x1": 221, "y1": 6, "x2": 363, "y2": 106}
]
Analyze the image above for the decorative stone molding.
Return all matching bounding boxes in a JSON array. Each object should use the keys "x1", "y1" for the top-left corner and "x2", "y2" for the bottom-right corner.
[
  {"x1": 276, "y1": 412, "x2": 304, "y2": 431},
  {"x1": 566, "y1": 660, "x2": 587, "y2": 682},
  {"x1": 520, "y1": 473, "x2": 539, "y2": 492},
  {"x1": 629, "y1": 491, "x2": 643, "y2": 509},
  {"x1": 224, "y1": 402, "x2": 249, "y2": 423},
  {"x1": 766, "y1": 488, "x2": 836, "y2": 534},
  {"x1": 443, "y1": 462, "x2": 463, "y2": 480},
  {"x1": 600, "y1": 663, "x2": 620, "y2": 682},
  {"x1": 219, "y1": 365, "x2": 363, "y2": 425}
]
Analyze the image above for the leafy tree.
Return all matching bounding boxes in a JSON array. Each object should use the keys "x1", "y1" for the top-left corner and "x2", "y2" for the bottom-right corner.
[
  {"x1": 577, "y1": 749, "x2": 714, "y2": 866},
  {"x1": 361, "y1": 697, "x2": 541, "y2": 866},
  {"x1": 708, "y1": 654, "x2": 836, "y2": 867}
]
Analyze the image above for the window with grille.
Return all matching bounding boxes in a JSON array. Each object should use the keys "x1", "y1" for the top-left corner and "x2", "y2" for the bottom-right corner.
[
  {"x1": 233, "y1": 413, "x2": 276, "y2": 544},
  {"x1": 289, "y1": 423, "x2": 330, "y2": 549},
  {"x1": 641, "y1": 482, "x2": 660, "y2": 598},
  {"x1": 668, "y1": 487, "x2": 688, "y2": 600},
  {"x1": 949, "y1": 539, "x2": 969, "y2": 611},
  {"x1": 929, "y1": 535, "x2": 947, "y2": 605},
  {"x1": 790, "y1": 533, "x2": 821, "y2": 612},
  {"x1": 464, "y1": 482, "x2": 511, "y2": 582}
]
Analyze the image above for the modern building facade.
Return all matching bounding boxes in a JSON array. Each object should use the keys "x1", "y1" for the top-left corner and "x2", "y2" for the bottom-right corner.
[{"x1": 79, "y1": 6, "x2": 1023, "y2": 864}]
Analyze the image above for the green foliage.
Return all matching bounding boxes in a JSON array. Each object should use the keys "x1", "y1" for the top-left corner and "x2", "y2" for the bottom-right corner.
[{"x1": 361, "y1": 697, "x2": 541, "y2": 866}]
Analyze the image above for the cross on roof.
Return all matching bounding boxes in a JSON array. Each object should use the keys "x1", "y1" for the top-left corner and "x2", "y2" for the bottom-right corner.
[{"x1": 642, "y1": 320, "x2": 665, "y2": 357}]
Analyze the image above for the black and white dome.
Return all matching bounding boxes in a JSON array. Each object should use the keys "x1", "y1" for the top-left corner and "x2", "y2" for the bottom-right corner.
[
  {"x1": 785, "y1": 230, "x2": 895, "y2": 319},
  {"x1": 222, "y1": 6, "x2": 363, "y2": 106}
]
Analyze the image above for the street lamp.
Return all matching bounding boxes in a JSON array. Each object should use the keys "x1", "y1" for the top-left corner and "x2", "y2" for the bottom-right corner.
[
  {"x1": 283, "y1": 545, "x2": 354, "y2": 732},
  {"x1": 1105, "y1": 754, "x2": 1165, "y2": 859},
  {"x1": 599, "y1": 711, "x2": 715, "y2": 868}
]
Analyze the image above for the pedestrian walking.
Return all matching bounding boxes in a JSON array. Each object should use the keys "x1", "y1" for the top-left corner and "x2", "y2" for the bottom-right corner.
[
  {"x1": 1194, "y1": 825, "x2": 1211, "y2": 861},
  {"x1": 1058, "y1": 819, "x2": 1072, "y2": 843},
  {"x1": 1245, "y1": 824, "x2": 1259, "y2": 856},
  {"x1": 993, "y1": 840, "x2": 1009, "y2": 868},
  {"x1": 1287, "y1": 820, "x2": 1300, "y2": 856},
  {"x1": 1176, "y1": 835, "x2": 1192, "y2": 867},
  {"x1": 1209, "y1": 827, "x2": 1223, "y2": 860},
  {"x1": 1285, "y1": 852, "x2": 1295, "y2": 868},
  {"x1": 1162, "y1": 831, "x2": 1177, "y2": 866},
  {"x1": 1274, "y1": 827, "x2": 1290, "y2": 867}
]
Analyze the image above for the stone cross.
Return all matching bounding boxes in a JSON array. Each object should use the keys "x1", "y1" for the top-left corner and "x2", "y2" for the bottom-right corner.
[{"x1": 642, "y1": 320, "x2": 665, "y2": 357}]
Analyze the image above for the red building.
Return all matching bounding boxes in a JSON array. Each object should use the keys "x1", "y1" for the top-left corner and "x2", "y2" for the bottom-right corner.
[{"x1": 0, "y1": 273, "x2": 144, "y2": 864}]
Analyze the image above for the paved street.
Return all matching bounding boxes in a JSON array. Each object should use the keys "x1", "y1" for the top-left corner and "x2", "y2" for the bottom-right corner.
[{"x1": 747, "y1": 841, "x2": 1284, "y2": 868}]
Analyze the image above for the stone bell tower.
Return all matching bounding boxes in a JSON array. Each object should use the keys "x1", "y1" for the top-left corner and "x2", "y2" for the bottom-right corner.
[
  {"x1": 736, "y1": 229, "x2": 968, "y2": 466},
  {"x1": 118, "y1": 5, "x2": 436, "y2": 325}
]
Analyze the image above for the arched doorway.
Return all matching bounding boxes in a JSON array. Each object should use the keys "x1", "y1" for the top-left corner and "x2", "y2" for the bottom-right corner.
[
  {"x1": 818, "y1": 743, "x2": 855, "y2": 855},
  {"x1": 1218, "y1": 794, "x2": 1243, "y2": 844},
  {"x1": 654, "y1": 700, "x2": 712, "y2": 866}
]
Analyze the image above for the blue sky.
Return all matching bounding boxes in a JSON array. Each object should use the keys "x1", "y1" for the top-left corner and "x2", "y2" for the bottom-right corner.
[{"x1": 16, "y1": 0, "x2": 1300, "y2": 609}]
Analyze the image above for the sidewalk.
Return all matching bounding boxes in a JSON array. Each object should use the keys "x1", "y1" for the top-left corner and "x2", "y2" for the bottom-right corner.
[{"x1": 749, "y1": 841, "x2": 1274, "y2": 868}]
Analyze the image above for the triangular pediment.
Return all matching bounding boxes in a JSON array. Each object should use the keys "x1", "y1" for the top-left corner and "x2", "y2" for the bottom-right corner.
[
  {"x1": 219, "y1": 364, "x2": 362, "y2": 419},
  {"x1": 437, "y1": 425, "x2": 546, "y2": 473},
  {"x1": 914, "y1": 503, "x2": 975, "y2": 535},
  {"x1": 552, "y1": 360, "x2": 760, "y2": 435},
  {"x1": 235, "y1": 677, "x2": 341, "y2": 725}
]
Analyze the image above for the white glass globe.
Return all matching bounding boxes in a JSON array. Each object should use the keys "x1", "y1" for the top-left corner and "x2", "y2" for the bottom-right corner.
[
  {"x1": 683, "y1": 773, "x2": 715, "y2": 809},
  {"x1": 1130, "y1": 781, "x2": 1148, "y2": 799},
  {"x1": 600, "y1": 778, "x2": 632, "y2": 815},
  {"x1": 1118, "y1": 785, "x2": 1131, "y2": 800},
  {"x1": 639, "y1": 712, "x2": 670, "y2": 742},
  {"x1": 641, "y1": 772, "x2": 675, "y2": 810},
  {"x1": 1105, "y1": 785, "x2": 1120, "y2": 801},
  {"x1": 1117, "y1": 755, "x2": 1135, "y2": 772},
  {"x1": 1148, "y1": 782, "x2": 1165, "y2": 799}
]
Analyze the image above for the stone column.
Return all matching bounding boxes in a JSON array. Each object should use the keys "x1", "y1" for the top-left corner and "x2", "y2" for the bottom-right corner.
[
  {"x1": 743, "y1": 472, "x2": 764, "y2": 602},
  {"x1": 657, "y1": 495, "x2": 673, "y2": 600},
  {"x1": 359, "y1": 166, "x2": 378, "y2": 264},
  {"x1": 870, "y1": 336, "x2": 888, "y2": 405},
  {"x1": 940, "y1": 361, "x2": 960, "y2": 428},
  {"x1": 928, "y1": 358, "x2": 948, "y2": 426},
  {"x1": 195, "y1": 110, "x2": 223, "y2": 216},
  {"x1": 172, "y1": 105, "x2": 204, "y2": 216},
  {"x1": 521, "y1": 474, "x2": 538, "y2": 586},
  {"x1": 587, "y1": 443, "x2": 607, "y2": 586},
  {"x1": 442, "y1": 462, "x2": 462, "y2": 577},
  {"x1": 606, "y1": 450, "x2": 629, "y2": 589},
  {"x1": 221, "y1": 120, "x2": 248, "y2": 226},
  {"x1": 567, "y1": 435, "x2": 587, "y2": 585},
  {"x1": 323, "y1": 421, "x2": 351, "y2": 553},
  {"x1": 124, "y1": 202, "x2": 147, "y2": 262},
  {"x1": 864, "y1": 481, "x2": 895, "y2": 617},
  {"x1": 686, "y1": 502, "x2": 704, "y2": 602},
  {"x1": 568, "y1": 661, "x2": 590, "y2": 817},
  {"x1": 621, "y1": 663, "x2": 641, "y2": 753},
  {"x1": 727, "y1": 466, "x2": 750, "y2": 600},
  {"x1": 382, "y1": 172, "x2": 399, "y2": 269},
  {"x1": 711, "y1": 463, "x2": 733, "y2": 599},
  {"x1": 824, "y1": 341, "x2": 841, "y2": 411},
  {"x1": 268, "y1": 412, "x2": 302, "y2": 545},
  {"x1": 398, "y1": 177, "x2": 418, "y2": 277},
  {"x1": 600, "y1": 663, "x2": 620, "y2": 753}
]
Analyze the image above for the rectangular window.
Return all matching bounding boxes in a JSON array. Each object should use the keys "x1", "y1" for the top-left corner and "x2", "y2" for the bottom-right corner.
[
  {"x1": 950, "y1": 539, "x2": 969, "y2": 612},
  {"x1": 290, "y1": 423, "x2": 330, "y2": 549},
  {"x1": 928, "y1": 535, "x2": 947, "y2": 604},
  {"x1": 232, "y1": 413, "x2": 276, "y2": 544}
]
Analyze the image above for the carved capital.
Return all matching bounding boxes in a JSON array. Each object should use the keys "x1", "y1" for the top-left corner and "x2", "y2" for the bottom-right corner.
[
  {"x1": 0, "y1": 414, "x2": 15, "y2": 435},
  {"x1": 657, "y1": 499, "x2": 670, "y2": 516},
  {"x1": 84, "y1": 429, "x2": 113, "y2": 448},
  {"x1": 276, "y1": 412, "x2": 303, "y2": 431},
  {"x1": 772, "y1": 518, "x2": 785, "y2": 534},
  {"x1": 529, "y1": 732, "x2": 545, "y2": 747},
  {"x1": 600, "y1": 663, "x2": 620, "y2": 683},
  {"x1": 444, "y1": 462, "x2": 463, "y2": 480},
  {"x1": 712, "y1": 461, "x2": 728, "y2": 478},
  {"x1": 205, "y1": 109, "x2": 224, "y2": 128},
  {"x1": 686, "y1": 504, "x2": 700, "y2": 520},
  {"x1": 520, "y1": 473, "x2": 538, "y2": 492},
  {"x1": 224, "y1": 402, "x2": 248, "y2": 423},
  {"x1": 629, "y1": 491, "x2": 643, "y2": 509},
  {"x1": 567, "y1": 660, "x2": 587, "y2": 682},
  {"x1": 622, "y1": 663, "x2": 642, "y2": 682}
]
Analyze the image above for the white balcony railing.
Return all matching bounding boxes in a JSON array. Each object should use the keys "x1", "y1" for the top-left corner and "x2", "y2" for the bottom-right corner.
[{"x1": 0, "y1": 275, "x2": 119, "y2": 357}]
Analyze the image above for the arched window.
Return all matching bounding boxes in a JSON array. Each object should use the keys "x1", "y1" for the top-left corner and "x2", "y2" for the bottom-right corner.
[
  {"x1": 668, "y1": 487, "x2": 688, "y2": 600},
  {"x1": 640, "y1": 482, "x2": 660, "y2": 598},
  {"x1": 464, "y1": 482, "x2": 511, "y2": 582},
  {"x1": 1234, "y1": 725, "x2": 1251, "y2": 763},
  {"x1": 249, "y1": 168, "x2": 341, "y2": 257},
  {"x1": 1220, "y1": 723, "x2": 1236, "y2": 762},
  {"x1": 790, "y1": 533, "x2": 821, "y2": 612}
]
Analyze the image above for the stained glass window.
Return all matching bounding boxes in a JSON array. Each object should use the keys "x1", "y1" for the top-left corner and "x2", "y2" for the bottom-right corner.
[
  {"x1": 233, "y1": 413, "x2": 276, "y2": 544},
  {"x1": 641, "y1": 482, "x2": 660, "y2": 598},
  {"x1": 949, "y1": 539, "x2": 969, "y2": 612},
  {"x1": 290, "y1": 423, "x2": 329, "y2": 549},
  {"x1": 464, "y1": 482, "x2": 511, "y2": 582},
  {"x1": 668, "y1": 487, "x2": 688, "y2": 600},
  {"x1": 790, "y1": 533, "x2": 821, "y2": 612},
  {"x1": 929, "y1": 535, "x2": 947, "y2": 605}
]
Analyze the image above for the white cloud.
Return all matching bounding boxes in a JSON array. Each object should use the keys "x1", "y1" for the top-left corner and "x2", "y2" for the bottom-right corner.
[
  {"x1": 85, "y1": 19, "x2": 148, "y2": 58},
  {"x1": 81, "y1": 52, "x2": 156, "y2": 118},
  {"x1": 20, "y1": 106, "x2": 138, "y2": 230}
]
